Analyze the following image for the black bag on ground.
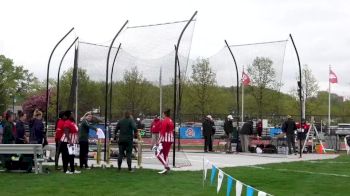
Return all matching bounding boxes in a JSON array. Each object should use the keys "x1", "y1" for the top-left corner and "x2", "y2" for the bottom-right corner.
[
  {"x1": 236, "y1": 140, "x2": 242, "y2": 152},
  {"x1": 263, "y1": 144, "x2": 277, "y2": 154}
]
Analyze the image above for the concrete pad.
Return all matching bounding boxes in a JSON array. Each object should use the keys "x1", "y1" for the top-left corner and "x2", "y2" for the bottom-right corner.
[{"x1": 44, "y1": 152, "x2": 339, "y2": 172}]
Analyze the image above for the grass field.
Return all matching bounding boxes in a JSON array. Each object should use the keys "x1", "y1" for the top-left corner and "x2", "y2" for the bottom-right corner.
[{"x1": 0, "y1": 155, "x2": 349, "y2": 196}]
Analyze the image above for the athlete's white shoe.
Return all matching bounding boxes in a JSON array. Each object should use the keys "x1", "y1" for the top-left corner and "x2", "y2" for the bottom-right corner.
[
  {"x1": 74, "y1": 170, "x2": 81, "y2": 174},
  {"x1": 158, "y1": 168, "x2": 170, "y2": 174}
]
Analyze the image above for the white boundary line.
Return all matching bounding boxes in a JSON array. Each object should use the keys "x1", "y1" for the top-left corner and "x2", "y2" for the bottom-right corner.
[{"x1": 247, "y1": 166, "x2": 350, "y2": 178}]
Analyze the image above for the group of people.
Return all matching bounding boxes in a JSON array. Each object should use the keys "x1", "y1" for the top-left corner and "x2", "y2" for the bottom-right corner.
[
  {"x1": 0, "y1": 107, "x2": 174, "y2": 175},
  {"x1": 200, "y1": 114, "x2": 305, "y2": 155},
  {"x1": 201, "y1": 114, "x2": 254, "y2": 153},
  {"x1": 0, "y1": 109, "x2": 56, "y2": 171},
  {"x1": 0, "y1": 109, "x2": 46, "y2": 146},
  {"x1": 55, "y1": 110, "x2": 100, "y2": 174},
  {"x1": 115, "y1": 109, "x2": 174, "y2": 174}
]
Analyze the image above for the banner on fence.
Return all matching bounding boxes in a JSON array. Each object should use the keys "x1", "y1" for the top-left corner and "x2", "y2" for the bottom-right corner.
[{"x1": 179, "y1": 126, "x2": 202, "y2": 139}]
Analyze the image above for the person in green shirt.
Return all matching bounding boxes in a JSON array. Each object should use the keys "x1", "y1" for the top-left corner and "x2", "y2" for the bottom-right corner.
[
  {"x1": 115, "y1": 111, "x2": 137, "y2": 172},
  {"x1": 2, "y1": 111, "x2": 15, "y2": 144},
  {"x1": 79, "y1": 111, "x2": 98, "y2": 169}
]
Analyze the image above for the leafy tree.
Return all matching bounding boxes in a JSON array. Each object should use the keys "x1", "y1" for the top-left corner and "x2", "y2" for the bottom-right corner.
[
  {"x1": 22, "y1": 90, "x2": 52, "y2": 117},
  {"x1": 302, "y1": 64, "x2": 319, "y2": 115},
  {"x1": 247, "y1": 57, "x2": 276, "y2": 118},
  {"x1": 58, "y1": 68, "x2": 105, "y2": 118},
  {"x1": 190, "y1": 58, "x2": 216, "y2": 116},
  {"x1": 302, "y1": 64, "x2": 319, "y2": 100},
  {"x1": 117, "y1": 66, "x2": 155, "y2": 116},
  {"x1": 0, "y1": 54, "x2": 38, "y2": 113}
]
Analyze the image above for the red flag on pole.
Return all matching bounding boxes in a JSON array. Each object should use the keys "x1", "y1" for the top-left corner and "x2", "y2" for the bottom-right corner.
[
  {"x1": 329, "y1": 69, "x2": 338, "y2": 84},
  {"x1": 242, "y1": 71, "x2": 251, "y2": 86}
]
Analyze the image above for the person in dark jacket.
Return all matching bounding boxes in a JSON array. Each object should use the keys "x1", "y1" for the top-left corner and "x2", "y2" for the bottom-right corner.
[
  {"x1": 2, "y1": 111, "x2": 15, "y2": 144},
  {"x1": 256, "y1": 119, "x2": 263, "y2": 137},
  {"x1": 79, "y1": 111, "x2": 98, "y2": 169},
  {"x1": 0, "y1": 114, "x2": 3, "y2": 143},
  {"x1": 224, "y1": 115, "x2": 234, "y2": 153},
  {"x1": 239, "y1": 120, "x2": 253, "y2": 152},
  {"x1": 282, "y1": 115, "x2": 297, "y2": 155},
  {"x1": 116, "y1": 111, "x2": 137, "y2": 172},
  {"x1": 16, "y1": 111, "x2": 27, "y2": 144},
  {"x1": 31, "y1": 110, "x2": 44, "y2": 144},
  {"x1": 202, "y1": 115, "x2": 215, "y2": 152}
]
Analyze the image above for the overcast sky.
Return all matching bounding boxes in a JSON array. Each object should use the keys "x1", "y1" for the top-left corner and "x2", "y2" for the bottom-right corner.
[{"x1": 1, "y1": 0, "x2": 349, "y2": 97}]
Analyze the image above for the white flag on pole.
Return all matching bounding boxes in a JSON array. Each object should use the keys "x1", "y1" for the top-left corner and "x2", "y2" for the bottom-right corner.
[
  {"x1": 217, "y1": 170, "x2": 224, "y2": 193},
  {"x1": 96, "y1": 128, "x2": 105, "y2": 139},
  {"x1": 204, "y1": 160, "x2": 210, "y2": 180},
  {"x1": 236, "y1": 180, "x2": 243, "y2": 196},
  {"x1": 258, "y1": 191, "x2": 267, "y2": 196}
]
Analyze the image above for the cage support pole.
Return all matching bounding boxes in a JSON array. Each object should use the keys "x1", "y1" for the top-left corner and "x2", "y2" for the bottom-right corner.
[
  {"x1": 224, "y1": 40, "x2": 240, "y2": 149},
  {"x1": 105, "y1": 20, "x2": 128, "y2": 161},
  {"x1": 109, "y1": 43, "x2": 122, "y2": 122},
  {"x1": 290, "y1": 34, "x2": 303, "y2": 158},
  {"x1": 46, "y1": 27, "x2": 74, "y2": 131},
  {"x1": 173, "y1": 11, "x2": 197, "y2": 167},
  {"x1": 56, "y1": 37, "x2": 79, "y2": 119}
]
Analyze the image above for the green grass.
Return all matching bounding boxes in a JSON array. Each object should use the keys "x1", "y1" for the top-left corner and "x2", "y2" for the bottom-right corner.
[{"x1": 0, "y1": 155, "x2": 349, "y2": 196}]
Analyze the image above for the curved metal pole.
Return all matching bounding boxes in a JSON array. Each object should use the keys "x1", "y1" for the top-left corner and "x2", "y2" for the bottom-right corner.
[
  {"x1": 173, "y1": 11, "x2": 197, "y2": 167},
  {"x1": 224, "y1": 40, "x2": 240, "y2": 139},
  {"x1": 290, "y1": 34, "x2": 303, "y2": 158},
  {"x1": 105, "y1": 20, "x2": 128, "y2": 161},
  {"x1": 46, "y1": 27, "x2": 74, "y2": 131},
  {"x1": 109, "y1": 43, "x2": 122, "y2": 123},
  {"x1": 56, "y1": 37, "x2": 79, "y2": 119},
  {"x1": 174, "y1": 45, "x2": 182, "y2": 152}
]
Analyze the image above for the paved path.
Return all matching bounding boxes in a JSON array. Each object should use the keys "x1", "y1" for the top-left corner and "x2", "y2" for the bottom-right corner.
[{"x1": 45, "y1": 151, "x2": 339, "y2": 172}]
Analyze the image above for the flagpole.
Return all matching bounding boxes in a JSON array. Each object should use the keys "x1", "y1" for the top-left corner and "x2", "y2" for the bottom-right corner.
[
  {"x1": 159, "y1": 66, "x2": 162, "y2": 117},
  {"x1": 328, "y1": 65, "x2": 331, "y2": 134},
  {"x1": 241, "y1": 67, "x2": 244, "y2": 122}
]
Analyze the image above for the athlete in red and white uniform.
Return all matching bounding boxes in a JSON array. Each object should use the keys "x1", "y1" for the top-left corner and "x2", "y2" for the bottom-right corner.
[
  {"x1": 60, "y1": 111, "x2": 80, "y2": 174},
  {"x1": 156, "y1": 109, "x2": 174, "y2": 174}
]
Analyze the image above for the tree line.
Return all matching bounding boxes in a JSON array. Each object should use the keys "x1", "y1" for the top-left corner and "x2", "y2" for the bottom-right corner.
[{"x1": 1, "y1": 53, "x2": 349, "y2": 124}]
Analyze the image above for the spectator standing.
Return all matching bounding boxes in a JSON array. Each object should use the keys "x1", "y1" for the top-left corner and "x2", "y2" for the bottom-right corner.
[
  {"x1": 0, "y1": 114, "x2": 4, "y2": 143},
  {"x1": 79, "y1": 111, "x2": 98, "y2": 169},
  {"x1": 2, "y1": 111, "x2": 15, "y2": 144},
  {"x1": 282, "y1": 115, "x2": 297, "y2": 155},
  {"x1": 31, "y1": 110, "x2": 44, "y2": 144},
  {"x1": 32, "y1": 110, "x2": 55, "y2": 161},
  {"x1": 116, "y1": 111, "x2": 137, "y2": 172},
  {"x1": 202, "y1": 115, "x2": 215, "y2": 152},
  {"x1": 256, "y1": 119, "x2": 263, "y2": 137},
  {"x1": 15, "y1": 111, "x2": 27, "y2": 144},
  {"x1": 150, "y1": 115, "x2": 161, "y2": 148},
  {"x1": 224, "y1": 115, "x2": 234, "y2": 153},
  {"x1": 239, "y1": 120, "x2": 253, "y2": 152}
]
